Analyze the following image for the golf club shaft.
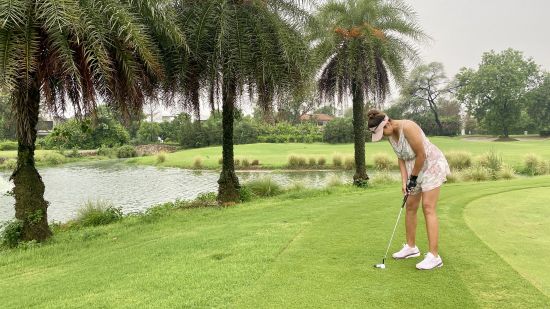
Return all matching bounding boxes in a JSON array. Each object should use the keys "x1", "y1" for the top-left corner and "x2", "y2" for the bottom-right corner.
[{"x1": 382, "y1": 195, "x2": 409, "y2": 262}]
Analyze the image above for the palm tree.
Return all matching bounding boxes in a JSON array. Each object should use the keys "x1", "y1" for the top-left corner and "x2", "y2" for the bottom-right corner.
[
  {"x1": 174, "y1": 0, "x2": 312, "y2": 203},
  {"x1": 0, "y1": 0, "x2": 185, "y2": 242},
  {"x1": 311, "y1": 0, "x2": 426, "y2": 186}
]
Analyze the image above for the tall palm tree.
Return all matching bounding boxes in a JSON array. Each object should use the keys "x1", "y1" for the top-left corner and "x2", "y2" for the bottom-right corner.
[
  {"x1": 174, "y1": 0, "x2": 312, "y2": 203},
  {"x1": 311, "y1": 0, "x2": 426, "y2": 186},
  {"x1": 0, "y1": 0, "x2": 185, "y2": 241}
]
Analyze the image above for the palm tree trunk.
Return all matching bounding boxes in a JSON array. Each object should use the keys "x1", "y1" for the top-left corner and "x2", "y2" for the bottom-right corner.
[
  {"x1": 10, "y1": 77, "x2": 52, "y2": 242},
  {"x1": 351, "y1": 81, "x2": 368, "y2": 186},
  {"x1": 217, "y1": 80, "x2": 241, "y2": 203}
]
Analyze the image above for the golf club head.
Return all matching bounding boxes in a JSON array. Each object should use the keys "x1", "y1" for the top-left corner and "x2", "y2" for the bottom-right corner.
[{"x1": 373, "y1": 263, "x2": 386, "y2": 269}]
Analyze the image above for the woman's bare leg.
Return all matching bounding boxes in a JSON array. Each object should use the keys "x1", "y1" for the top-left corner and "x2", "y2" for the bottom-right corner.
[
  {"x1": 421, "y1": 187, "x2": 441, "y2": 256},
  {"x1": 405, "y1": 192, "x2": 422, "y2": 247}
]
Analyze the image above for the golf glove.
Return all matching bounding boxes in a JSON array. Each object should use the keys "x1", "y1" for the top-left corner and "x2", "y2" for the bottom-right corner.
[{"x1": 406, "y1": 175, "x2": 418, "y2": 193}]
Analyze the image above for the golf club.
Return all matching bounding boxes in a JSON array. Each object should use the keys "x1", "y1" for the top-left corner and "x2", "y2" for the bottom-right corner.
[{"x1": 374, "y1": 193, "x2": 409, "y2": 269}]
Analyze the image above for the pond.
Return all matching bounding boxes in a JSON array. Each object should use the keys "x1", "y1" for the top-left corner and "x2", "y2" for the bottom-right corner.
[{"x1": 0, "y1": 160, "x2": 361, "y2": 223}]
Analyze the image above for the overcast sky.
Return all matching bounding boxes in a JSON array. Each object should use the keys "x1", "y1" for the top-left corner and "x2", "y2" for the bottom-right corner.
[{"x1": 409, "y1": 0, "x2": 550, "y2": 76}]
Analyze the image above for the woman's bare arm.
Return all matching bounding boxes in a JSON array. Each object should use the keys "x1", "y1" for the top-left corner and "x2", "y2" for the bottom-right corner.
[{"x1": 402, "y1": 121, "x2": 426, "y2": 177}]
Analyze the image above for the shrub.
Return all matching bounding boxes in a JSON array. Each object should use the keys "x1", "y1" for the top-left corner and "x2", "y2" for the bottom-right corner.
[
  {"x1": 193, "y1": 157, "x2": 203, "y2": 169},
  {"x1": 0, "y1": 220, "x2": 23, "y2": 248},
  {"x1": 242, "y1": 158, "x2": 250, "y2": 167},
  {"x1": 445, "y1": 151, "x2": 472, "y2": 170},
  {"x1": 369, "y1": 171, "x2": 399, "y2": 186},
  {"x1": 251, "y1": 159, "x2": 260, "y2": 166},
  {"x1": 234, "y1": 159, "x2": 240, "y2": 167},
  {"x1": 327, "y1": 175, "x2": 343, "y2": 187},
  {"x1": 317, "y1": 156, "x2": 326, "y2": 166},
  {"x1": 97, "y1": 146, "x2": 115, "y2": 158},
  {"x1": 344, "y1": 156, "x2": 355, "y2": 170},
  {"x1": 3, "y1": 158, "x2": 17, "y2": 170},
  {"x1": 245, "y1": 177, "x2": 283, "y2": 197},
  {"x1": 239, "y1": 186, "x2": 255, "y2": 202},
  {"x1": 297, "y1": 156, "x2": 307, "y2": 167},
  {"x1": 0, "y1": 141, "x2": 18, "y2": 151},
  {"x1": 523, "y1": 153, "x2": 548, "y2": 175},
  {"x1": 497, "y1": 164, "x2": 516, "y2": 180},
  {"x1": 156, "y1": 152, "x2": 167, "y2": 164},
  {"x1": 288, "y1": 155, "x2": 302, "y2": 168},
  {"x1": 75, "y1": 201, "x2": 123, "y2": 227},
  {"x1": 373, "y1": 153, "x2": 394, "y2": 170},
  {"x1": 287, "y1": 181, "x2": 306, "y2": 191},
  {"x1": 308, "y1": 157, "x2": 316, "y2": 167},
  {"x1": 477, "y1": 150, "x2": 502, "y2": 178},
  {"x1": 39, "y1": 152, "x2": 67, "y2": 165},
  {"x1": 332, "y1": 154, "x2": 343, "y2": 167},
  {"x1": 445, "y1": 172, "x2": 461, "y2": 183},
  {"x1": 462, "y1": 166, "x2": 491, "y2": 182},
  {"x1": 116, "y1": 145, "x2": 137, "y2": 158},
  {"x1": 218, "y1": 157, "x2": 223, "y2": 165}
]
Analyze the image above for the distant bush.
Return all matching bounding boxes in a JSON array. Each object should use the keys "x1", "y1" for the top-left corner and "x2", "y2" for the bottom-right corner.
[
  {"x1": 193, "y1": 157, "x2": 203, "y2": 169},
  {"x1": 373, "y1": 153, "x2": 394, "y2": 171},
  {"x1": 445, "y1": 151, "x2": 472, "y2": 170},
  {"x1": 369, "y1": 171, "x2": 399, "y2": 186},
  {"x1": 332, "y1": 154, "x2": 343, "y2": 167},
  {"x1": 523, "y1": 153, "x2": 548, "y2": 176},
  {"x1": 344, "y1": 156, "x2": 355, "y2": 170},
  {"x1": 116, "y1": 145, "x2": 137, "y2": 158},
  {"x1": 0, "y1": 141, "x2": 17, "y2": 151},
  {"x1": 462, "y1": 166, "x2": 491, "y2": 182},
  {"x1": 38, "y1": 152, "x2": 67, "y2": 165},
  {"x1": 157, "y1": 152, "x2": 167, "y2": 164}
]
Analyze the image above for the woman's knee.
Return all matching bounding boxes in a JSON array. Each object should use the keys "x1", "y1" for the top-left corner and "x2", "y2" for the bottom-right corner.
[{"x1": 422, "y1": 202, "x2": 437, "y2": 216}]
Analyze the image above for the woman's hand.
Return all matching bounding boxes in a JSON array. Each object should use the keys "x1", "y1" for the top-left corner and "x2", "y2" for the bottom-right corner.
[{"x1": 402, "y1": 183, "x2": 407, "y2": 195}]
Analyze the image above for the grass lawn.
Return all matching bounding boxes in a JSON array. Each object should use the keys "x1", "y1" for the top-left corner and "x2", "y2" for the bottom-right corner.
[
  {"x1": 1, "y1": 176, "x2": 549, "y2": 307},
  {"x1": 128, "y1": 137, "x2": 550, "y2": 170},
  {"x1": 465, "y1": 187, "x2": 550, "y2": 298}
]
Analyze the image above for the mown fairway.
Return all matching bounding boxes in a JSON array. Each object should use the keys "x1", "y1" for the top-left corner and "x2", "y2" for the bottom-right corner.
[{"x1": 1, "y1": 176, "x2": 549, "y2": 308}]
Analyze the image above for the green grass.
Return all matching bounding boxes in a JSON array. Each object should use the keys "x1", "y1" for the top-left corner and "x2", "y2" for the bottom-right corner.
[
  {"x1": 465, "y1": 187, "x2": 550, "y2": 298},
  {"x1": 0, "y1": 150, "x2": 109, "y2": 170},
  {"x1": 1, "y1": 177, "x2": 549, "y2": 307},
  {"x1": 127, "y1": 138, "x2": 550, "y2": 170}
]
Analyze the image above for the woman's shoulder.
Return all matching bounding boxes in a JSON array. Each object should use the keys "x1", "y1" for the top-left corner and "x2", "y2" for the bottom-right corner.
[{"x1": 401, "y1": 120, "x2": 423, "y2": 138}]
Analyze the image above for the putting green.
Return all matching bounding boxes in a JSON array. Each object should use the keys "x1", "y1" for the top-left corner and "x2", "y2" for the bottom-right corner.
[{"x1": 465, "y1": 187, "x2": 550, "y2": 297}]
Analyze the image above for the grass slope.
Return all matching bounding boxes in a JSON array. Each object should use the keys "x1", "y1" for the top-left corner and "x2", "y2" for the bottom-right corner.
[
  {"x1": 1, "y1": 177, "x2": 549, "y2": 308},
  {"x1": 465, "y1": 187, "x2": 550, "y2": 298},
  {"x1": 128, "y1": 138, "x2": 550, "y2": 170}
]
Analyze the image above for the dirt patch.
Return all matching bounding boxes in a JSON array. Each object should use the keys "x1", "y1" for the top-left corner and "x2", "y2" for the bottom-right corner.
[
  {"x1": 136, "y1": 144, "x2": 179, "y2": 156},
  {"x1": 494, "y1": 137, "x2": 519, "y2": 142}
]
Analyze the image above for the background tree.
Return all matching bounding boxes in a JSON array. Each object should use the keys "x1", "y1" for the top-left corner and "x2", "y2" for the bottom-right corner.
[
  {"x1": 0, "y1": 0, "x2": 184, "y2": 242},
  {"x1": 401, "y1": 62, "x2": 453, "y2": 135},
  {"x1": 526, "y1": 73, "x2": 550, "y2": 134},
  {"x1": 311, "y1": 0, "x2": 426, "y2": 186},
  {"x1": 174, "y1": 0, "x2": 312, "y2": 203},
  {"x1": 456, "y1": 49, "x2": 540, "y2": 137}
]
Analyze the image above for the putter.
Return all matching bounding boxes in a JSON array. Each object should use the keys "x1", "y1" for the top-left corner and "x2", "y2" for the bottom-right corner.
[{"x1": 374, "y1": 193, "x2": 409, "y2": 269}]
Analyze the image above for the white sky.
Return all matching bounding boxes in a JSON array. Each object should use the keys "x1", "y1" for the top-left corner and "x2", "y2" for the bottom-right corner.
[{"x1": 410, "y1": 0, "x2": 550, "y2": 76}]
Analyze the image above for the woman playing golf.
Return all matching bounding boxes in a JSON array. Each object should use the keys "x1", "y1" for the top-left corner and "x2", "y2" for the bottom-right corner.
[{"x1": 367, "y1": 109, "x2": 450, "y2": 270}]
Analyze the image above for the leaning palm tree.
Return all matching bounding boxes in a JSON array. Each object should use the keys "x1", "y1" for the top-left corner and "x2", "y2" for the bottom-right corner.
[
  {"x1": 0, "y1": 0, "x2": 185, "y2": 242},
  {"x1": 174, "y1": 0, "x2": 312, "y2": 203},
  {"x1": 311, "y1": 0, "x2": 426, "y2": 186}
]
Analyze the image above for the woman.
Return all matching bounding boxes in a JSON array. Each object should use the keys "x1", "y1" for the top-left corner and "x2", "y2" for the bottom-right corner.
[{"x1": 367, "y1": 109, "x2": 450, "y2": 270}]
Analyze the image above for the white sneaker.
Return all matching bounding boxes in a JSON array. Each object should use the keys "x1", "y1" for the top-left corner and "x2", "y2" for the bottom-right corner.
[
  {"x1": 416, "y1": 252, "x2": 443, "y2": 270},
  {"x1": 392, "y1": 244, "x2": 420, "y2": 259}
]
